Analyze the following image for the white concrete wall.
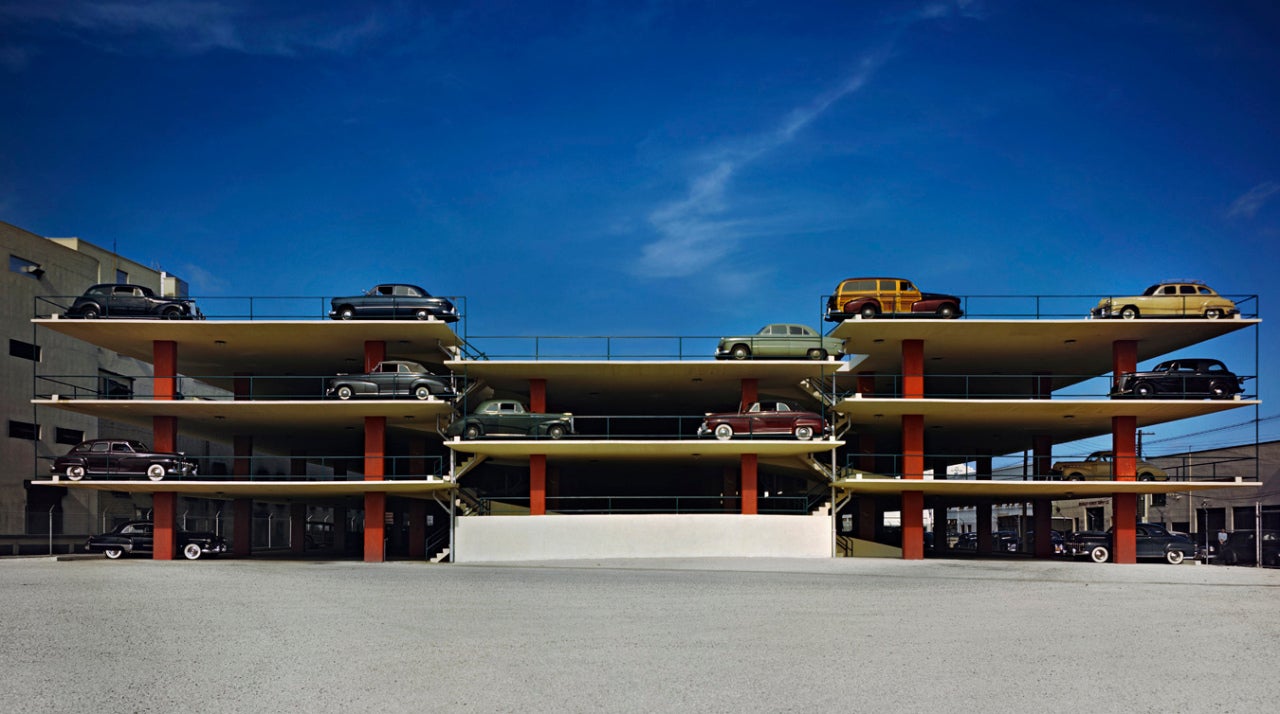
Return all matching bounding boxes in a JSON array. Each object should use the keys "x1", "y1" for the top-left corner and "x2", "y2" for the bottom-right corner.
[{"x1": 455, "y1": 513, "x2": 831, "y2": 562}]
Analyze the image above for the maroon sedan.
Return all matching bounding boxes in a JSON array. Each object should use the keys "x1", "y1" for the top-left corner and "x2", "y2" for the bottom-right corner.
[{"x1": 697, "y1": 400, "x2": 830, "y2": 441}]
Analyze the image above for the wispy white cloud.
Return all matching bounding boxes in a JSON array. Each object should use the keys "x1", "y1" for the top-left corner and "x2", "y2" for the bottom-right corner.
[
  {"x1": 1226, "y1": 181, "x2": 1280, "y2": 220},
  {"x1": 634, "y1": 54, "x2": 886, "y2": 279},
  {"x1": 0, "y1": 1, "x2": 402, "y2": 58}
]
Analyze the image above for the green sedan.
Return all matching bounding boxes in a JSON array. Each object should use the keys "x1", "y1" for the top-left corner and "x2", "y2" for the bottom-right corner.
[{"x1": 714, "y1": 324, "x2": 844, "y2": 361}]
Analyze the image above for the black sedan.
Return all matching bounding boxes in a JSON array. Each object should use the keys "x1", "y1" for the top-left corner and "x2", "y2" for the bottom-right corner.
[
  {"x1": 52, "y1": 439, "x2": 198, "y2": 482},
  {"x1": 1065, "y1": 522, "x2": 1197, "y2": 564},
  {"x1": 1111, "y1": 358, "x2": 1245, "y2": 399},
  {"x1": 327, "y1": 360, "x2": 456, "y2": 401},
  {"x1": 64, "y1": 283, "x2": 203, "y2": 319},
  {"x1": 1215, "y1": 530, "x2": 1280, "y2": 567},
  {"x1": 87, "y1": 520, "x2": 228, "y2": 560},
  {"x1": 329, "y1": 284, "x2": 459, "y2": 322}
]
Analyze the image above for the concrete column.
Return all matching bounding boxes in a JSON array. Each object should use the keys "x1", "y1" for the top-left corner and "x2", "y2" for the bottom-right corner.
[
  {"x1": 1112, "y1": 339, "x2": 1138, "y2": 391},
  {"x1": 530, "y1": 454, "x2": 546, "y2": 515},
  {"x1": 902, "y1": 339, "x2": 924, "y2": 398},
  {"x1": 856, "y1": 372, "x2": 876, "y2": 397},
  {"x1": 1034, "y1": 500, "x2": 1054, "y2": 558},
  {"x1": 902, "y1": 413, "x2": 924, "y2": 560},
  {"x1": 232, "y1": 498, "x2": 252, "y2": 557},
  {"x1": 740, "y1": 378, "x2": 758, "y2": 410},
  {"x1": 740, "y1": 454, "x2": 758, "y2": 515},
  {"x1": 290, "y1": 502, "x2": 306, "y2": 554},
  {"x1": 858, "y1": 497, "x2": 876, "y2": 540},
  {"x1": 234, "y1": 436, "x2": 252, "y2": 478},
  {"x1": 153, "y1": 416, "x2": 177, "y2": 454},
  {"x1": 1112, "y1": 414, "x2": 1138, "y2": 564},
  {"x1": 363, "y1": 415, "x2": 386, "y2": 563},
  {"x1": 153, "y1": 491, "x2": 177, "y2": 560},
  {"x1": 364, "y1": 340, "x2": 386, "y2": 373},
  {"x1": 234, "y1": 373, "x2": 251, "y2": 401},
  {"x1": 529, "y1": 378, "x2": 546, "y2": 413},
  {"x1": 154, "y1": 340, "x2": 177, "y2": 400}
]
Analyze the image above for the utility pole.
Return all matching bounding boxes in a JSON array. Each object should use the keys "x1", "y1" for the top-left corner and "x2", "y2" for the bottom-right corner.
[{"x1": 1136, "y1": 430, "x2": 1155, "y2": 459}]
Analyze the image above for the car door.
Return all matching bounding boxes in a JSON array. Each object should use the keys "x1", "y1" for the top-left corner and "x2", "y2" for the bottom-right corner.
[
  {"x1": 368, "y1": 362, "x2": 397, "y2": 396},
  {"x1": 136, "y1": 523, "x2": 154, "y2": 553},
  {"x1": 751, "y1": 402, "x2": 786, "y2": 435},
  {"x1": 85, "y1": 441, "x2": 112, "y2": 475},
  {"x1": 758, "y1": 325, "x2": 784, "y2": 357},
  {"x1": 111, "y1": 441, "x2": 142, "y2": 476}
]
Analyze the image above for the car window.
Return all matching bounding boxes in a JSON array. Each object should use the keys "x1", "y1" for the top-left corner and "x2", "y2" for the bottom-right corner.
[
  {"x1": 1198, "y1": 286, "x2": 1213, "y2": 295},
  {"x1": 1179, "y1": 285, "x2": 1195, "y2": 294},
  {"x1": 900, "y1": 281, "x2": 916, "y2": 291},
  {"x1": 879, "y1": 279, "x2": 895, "y2": 290},
  {"x1": 89, "y1": 442, "x2": 109, "y2": 453},
  {"x1": 127, "y1": 441, "x2": 147, "y2": 451},
  {"x1": 111, "y1": 442, "x2": 131, "y2": 452},
  {"x1": 1160, "y1": 286, "x2": 1177, "y2": 295},
  {"x1": 1206, "y1": 362, "x2": 1226, "y2": 373},
  {"x1": 747, "y1": 403, "x2": 761, "y2": 413},
  {"x1": 375, "y1": 285, "x2": 394, "y2": 295},
  {"x1": 776, "y1": 402, "x2": 791, "y2": 411},
  {"x1": 500, "y1": 403, "x2": 518, "y2": 413},
  {"x1": 789, "y1": 326, "x2": 806, "y2": 336}
]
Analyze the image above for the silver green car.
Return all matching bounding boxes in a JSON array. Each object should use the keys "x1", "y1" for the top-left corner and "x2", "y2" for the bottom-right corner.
[{"x1": 715, "y1": 324, "x2": 844, "y2": 361}]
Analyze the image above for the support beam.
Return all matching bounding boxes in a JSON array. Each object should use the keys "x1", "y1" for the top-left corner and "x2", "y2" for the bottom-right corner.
[
  {"x1": 153, "y1": 492, "x2": 177, "y2": 560},
  {"x1": 901, "y1": 413, "x2": 925, "y2": 560},
  {"x1": 1033, "y1": 499, "x2": 1054, "y2": 558},
  {"x1": 740, "y1": 454, "x2": 758, "y2": 515},
  {"x1": 153, "y1": 416, "x2": 177, "y2": 454},
  {"x1": 856, "y1": 372, "x2": 876, "y2": 397},
  {"x1": 232, "y1": 498, "x2": 252, "y2": 557},
  {"x1": 530, "y1": 454, "x2": 546, "y2": 515},
  {"x1": 290, "y1": 503, "x2": 306, "y2": 554},
  {"x1": 1112, "y1": 339, "x2": 1137, "y2": 390},
  {"x1": 408, "y1": 500, "x2": 427, "y2": 559},
  {"x1": 529, "y1": 378, "x2": 546, "y2": 414},
  {"x1": 902, "y1": 339, "x2": 924, "y2": 399},
  {"x1": 364, "y1": 340, "x2": 386, "y2": 373},
  {"x1": 233, "y1": 435, "x2": 252, "y2": 478},
  {"x1": 153, "y1": 340, "x2": 177, "y2": 400},
  {"x1": 363, "y1": 492, "x2": 386, "y2": 563},
  {"x1": 364, "y1": 417, "x2": 386, "y2": 480},
  {"x1": 1112, "y1": 413, "x2": 1138, "y2": 564},
  {"x1": 740, "y1": 378, "x2": 758, "y2": 410}
]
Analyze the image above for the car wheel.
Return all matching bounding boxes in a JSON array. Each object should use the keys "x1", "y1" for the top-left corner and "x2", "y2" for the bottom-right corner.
[
  {"x1": 1067, "y1": 473, "x2": 1084, "y2": 481},
  {"x1": 182, "y1": 543, "x2": 202, "y2": 560},
  {"x1": 1138, "y1": 472, "x2": 1155, "y2": 481},
  {"x1": 936, "y1": 303, "x2": 957, "y2": 318},
  {"x1": 146, "y1": 464, "x2": 166, "y2": 481},
  {"x1": 67, "y1": 465, "x2": 86, "y2": 481},
  {"x1": 713, "y1": 423, "x2": 734, "y2": 441},
  {"x1": 1208, "y1": 381, "x2": 1230, "y2": 399},
  {"x1": 1166, "y1": 549, "x2": 1185, "y2": 565},
  {"x1": 1089, "y1": 545, "x2": 1110, "y2": 563},
  {"x1": 1119, "y1": 306, "x2": 1139, "y2": 320},
  {"x1": 414, "y1": 309, "x2": 431, "y2": 321},
  {"x1": 337, "y1": 306, "x2": 355, "y2": 320},
  {"x1": 730, "y1": 344, "x2": 751, "y2": 360},
  {"x1": 81, "y1": 305, "x2": 100, "y2": 319},
  {"x1": 336, "y1": 385, "x2": 355, "y2": 400},
  {"x1": 859, "y1": 304, "x2": 879, "y2": 320},
  {"x1": 103, "y1": 548, "x2": 124, "y2": 560},
  {"x1": 806, "y1": 349, "x2": 826, "y2": 361},
  {"x1": 547, "y1": 424, "x2": 566, "y2": 439},
  {"x1": 1204, "y1": 308, "x2": 1222, "y2": 320},
  {"x1": 413, "y1": 385, "x2": 432, "y2": 400},
  {"x1": 794, "y1": 425, "x2": 814, "y2": 441},
  {"x1": 463, "y1": 424, "x2": 481, "y2": 440},
  {"x1": 161, "y1": 306, "x2": 183, "y2": 319},
  {"x1": 1134, "y1": 382, "x2": 1156, "y2": 398}
]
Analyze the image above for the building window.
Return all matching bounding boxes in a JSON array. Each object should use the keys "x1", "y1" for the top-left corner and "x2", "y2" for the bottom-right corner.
[
  {"x1": 9, "y1": 420, "x2": 39, "y2": 441},
  {"x1": 9, "y1": 339, "x2": 41, "y2": 361},
  {"x1": 98, "y1": 370, "x2": 133, "y2": 399},
  {"x1": 55, "y1": 427, "x2": 84, "y2": 445},
  {"x1": 9, "y1": 255, "x2": 44, "y2": 279},
  {"x1": 116, "y1": 269, "x2": 128, "y2": 284}
]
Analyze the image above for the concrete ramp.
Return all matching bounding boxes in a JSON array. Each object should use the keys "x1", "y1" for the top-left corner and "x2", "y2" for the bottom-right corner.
[{"x1": 455, "y1": 514, "x2": 831, "y2": 562}]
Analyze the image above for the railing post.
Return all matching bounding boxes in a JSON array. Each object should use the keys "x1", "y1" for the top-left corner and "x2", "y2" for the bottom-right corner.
[{"x1": 48, "y1": 505, "x2": 55, "y2": 555}]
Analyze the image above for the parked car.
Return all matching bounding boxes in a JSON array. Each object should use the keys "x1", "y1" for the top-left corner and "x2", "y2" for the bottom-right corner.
[
  {"x1": 1065, "y1": 523, "x2": 1197, "y2": 564},
  {"x1": 715, "y1": 324, "x2": 844, "y2": 361},
  {"x1": 1111, "y1": 358, "x2": 1245, "y2": 400},
  {"x1": 697, "y1": 400, "x2": 830, "y2": 441},
  {"x1": 329, "y1": 284, "x2": 459, "y2": 322},
  {"x1": 1091, "y1": 281, "x2": 1238, "y2": 320},
  {"x1": 1050, "y1": 450, "x2": 1167, "y2": 481},
  {"x1": 63, "y1": 283, "x2": 203, "y2": 320},
  {"x1": 446, "y1": 400, "x2": 575, "y2": 440},
  {"x1": 51, "y1": 439, "x2": 198, "y2": 482},
  {"x1": 825, "y1": 277, "x2": 963, "y2": 321},
  {"x1": 86, "y1": 520, "x2": 228, "y2": 560},
  {"x1": 327, "y1": 360, "x2": 456, "y2": 401},
  {"x1": 1214, "y1": 530, "x2": 1280, "y2": 567}
]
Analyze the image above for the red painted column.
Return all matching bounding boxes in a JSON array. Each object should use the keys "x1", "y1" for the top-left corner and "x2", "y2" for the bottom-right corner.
[
  {"x1": 530, "y1": 454, "x2": 546, "y2": 515},
  {"x1": 233, "y1": 435, "x2": 252, "y2": 477},
  {"x1": 902, "y1": 339, "x2": 924, "y2": 398},
  {"x1": 364, "y1": 340, "x2": 386, "y2": 373},
  {"x1": 741, "y1": 454, "x2": 758, "y2": 515},
  {"x1": 1112, "y1": 339, "x2": 1137, "y2": 390},
  {"x1": 364, "y1": 415, "x2": 386, "y2": 562},
  {"x1": 408, "y1": 501, "x2": 427, "y2": 559},
  {"x1": 232, "y1": 498, "x2": 252, "y2": 557},
  {"x1": 529, "y1": 378, "x2": 546, "y2": 413},
  {"x1": 902, "y1": 413, "x2": 925, "y2": 560},
  {"x1": 290, "y1": 503, "x2": 306, "y2": 554},
  {"x1": 1112, "y1": 414, "x2": 1138, "y2": 563},
  {"x1": 740, "y1": 378, "x2": 758, "y2": 410},
  {"x1": 154, "y1": 340, "x2": 177, "y2": 400},
  {"x1": 233, "y1": 373, "x2": 251, "y2": 401},
  {"x1": 153, "y1": 416, "x2": 177, "y2": 453},
  {"x1": 856, "y1": 372, "x2": 876, "y2": 397},
  {"x1": 153, "y1": 492, "x2": 177, "y2": 560}
]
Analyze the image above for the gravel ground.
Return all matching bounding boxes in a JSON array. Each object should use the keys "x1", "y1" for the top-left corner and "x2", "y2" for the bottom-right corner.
[{"x1": 1, "y1": 556, "x2": 1277, "y2": 713}]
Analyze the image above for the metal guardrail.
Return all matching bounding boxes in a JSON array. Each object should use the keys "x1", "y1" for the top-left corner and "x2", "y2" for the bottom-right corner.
[
  {"x1": 33, "y1": 373, "x2": 467, "y2": 401},
  {"x1": 818, "y1": 292, "x2": 1260, "y2": 321},
  {"x1": 838, "y1": 452, "x2": 1260, "y2": 483},
  {"x1": 34, "y1": 294, "x2": 470, "y2": 322},
  {"x1": 476, "y1": 494, "x2": 815, "y2": 515},
  {"x1": 38, "y1": 454, "x2": 448, "y2": 482}
]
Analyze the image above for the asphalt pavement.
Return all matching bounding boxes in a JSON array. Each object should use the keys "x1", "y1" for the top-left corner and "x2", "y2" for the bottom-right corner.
[{"x1": 1, "y1": 556, "x2": 1277, "y2": 713}]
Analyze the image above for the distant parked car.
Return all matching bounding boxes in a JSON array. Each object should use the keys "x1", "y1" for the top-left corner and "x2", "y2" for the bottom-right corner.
[
  {"x1": 1215, "y1": 530, "x2": 1280, "y2": 567},
  {"x1": 697, "y1": 400, "x2": 830, "y2": 441},
  {"x1": 715, "y1": 324, "x2": 844, "y2": 361},
  {"x1": 329, "y1": 284, "x2": 459, "y2": 322},
  {"x1": 1111, "y1": 358, "x2": 1245, "y2": 400},
  {"x1": 63, "y1": 284, "x2": 203, "y2": 320},
  {"x1": 52, "y1": 439, "x2": 198, "y2": 482},
  {"x1": 1065, "y1": 523, "x2": 1197, "y2": 564},
  {"x1": 446, "y1": 400, "x2": 574, "y2": 440},
  {"x1": 825, "y1": 277, "x2": 963, "y2": 321},
  {"x1": 327, "y1": 360, "x2": 456, "y2": 401},
  {"x1": 1091, "y1": 281, "x2": 1238, "y2": 320},
  {"x1": 1050, "y1": 450, "x2": 1166, "y2": 481},
  {"x1": 86, "y1": 520, "x2": 227, "y2": 560}
]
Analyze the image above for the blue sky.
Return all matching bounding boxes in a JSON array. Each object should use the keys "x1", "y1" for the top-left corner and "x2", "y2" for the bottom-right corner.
[{"x1": 2, "y1": 0, "x2": 1277, "y2": 449}]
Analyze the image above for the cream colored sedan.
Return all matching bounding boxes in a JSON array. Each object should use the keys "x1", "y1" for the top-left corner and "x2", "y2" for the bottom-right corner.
[{"x1": 1091, "y1": 281, "x2": 1238, "y2": 319}]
